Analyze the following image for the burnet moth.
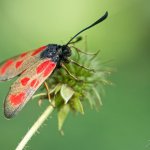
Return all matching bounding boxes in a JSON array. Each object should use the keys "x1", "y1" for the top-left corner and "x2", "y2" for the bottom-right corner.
[{"x1": 0, "y1": 12, "x2": 108, "y2": 118}]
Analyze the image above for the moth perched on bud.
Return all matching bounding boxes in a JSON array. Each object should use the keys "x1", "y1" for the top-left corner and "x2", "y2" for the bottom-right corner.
[{"x1": 0, "y1": 12, "x2": 108, "y2": 118}]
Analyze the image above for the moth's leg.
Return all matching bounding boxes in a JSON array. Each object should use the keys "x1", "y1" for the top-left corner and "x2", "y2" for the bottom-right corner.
[
  {"x1": 71, "y1": 45, "x2": 100, "y2": 56},
  {"x1": 68, "y1": 58, "x2": 95, "y2": 72},
  {"x1": 44, "y1": 81, "x2": 51, "y2": 102},
  {"x1": 61, "y1": 63, "x2": 82, "y2": 82}
]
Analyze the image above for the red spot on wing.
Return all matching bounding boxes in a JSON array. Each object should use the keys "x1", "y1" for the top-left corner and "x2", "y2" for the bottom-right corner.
[
  {"x1": 9, "y1": 92, "x2": 26, "y2": 106},
  {"x1": 30, "y1": 79, "x2": 39, "y2": 88},
  {"x1": 16, "y1": 60, "x2": 23, "y2": 68},
  {"x1": 20, "y1": 52, "x2": 27, "y2": 57},
  {"x1": 0, "y1": 59, "x2": 14, "y2": 74},
  {"x1": 31, "y1": 46, "x2": 47, "y2": 56},
  {"x1": 35, "y1": 80, "x2": 40, "y2": 88},
  {"x1": 21, "y1": 77, "x2": 30, "y2": 86},
  {"x1": 30, "y1": 79, "x2": 37, "y2": 87},
  {"x1": 43, "y1": 62, "x2": 56, "y2": 77},
  {"x1": 36, "y1": 60, "x2": 51, "y2": 74}
]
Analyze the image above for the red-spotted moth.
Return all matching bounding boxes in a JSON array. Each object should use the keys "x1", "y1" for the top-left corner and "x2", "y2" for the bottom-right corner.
[{"x1": 0, "y1": 12, "x2": 108, "y2": 118}]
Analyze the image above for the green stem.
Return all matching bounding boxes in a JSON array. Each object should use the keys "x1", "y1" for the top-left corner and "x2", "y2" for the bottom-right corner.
[
  {"x1": 16, "y1": 102, "x2": 55, "y2": 150},
  {"x1": 32, "y1": 93, "x2": 47, "y2": 99}
]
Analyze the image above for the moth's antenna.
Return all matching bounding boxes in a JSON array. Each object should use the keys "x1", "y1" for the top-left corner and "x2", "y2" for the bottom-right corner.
[{"x1": 66, "y1": 11, "x2": 108, "y2": 46}]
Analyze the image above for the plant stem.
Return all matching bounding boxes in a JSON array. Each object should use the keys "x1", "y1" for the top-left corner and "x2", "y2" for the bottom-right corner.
[{"x1": 16, "y1": 102, "x2": 55, "y2": 150}]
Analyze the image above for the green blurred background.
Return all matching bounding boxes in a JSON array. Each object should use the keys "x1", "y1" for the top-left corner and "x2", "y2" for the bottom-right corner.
[{"x1": 0, "y1": 0, "x2": 150, "y2": 150}]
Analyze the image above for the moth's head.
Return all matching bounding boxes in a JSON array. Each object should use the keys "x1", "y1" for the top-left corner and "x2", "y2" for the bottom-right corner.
[
  {"x1": 62, "y1": 45, "x2": 71, "y2": 57},
  {"x1": 58, "y1": 45, "x2": 72, "y2": 63}
]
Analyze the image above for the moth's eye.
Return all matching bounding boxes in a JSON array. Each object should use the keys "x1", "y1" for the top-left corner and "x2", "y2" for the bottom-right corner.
[
  {"x1": 64, "y1": 48, "x2": 71, "y2": 57},
  {"x1": 63, "y1": 49, "x2": 67, "y2": 53},
  {"x1": 63, "y1": 48, "x2": 68, "y2": 54}
]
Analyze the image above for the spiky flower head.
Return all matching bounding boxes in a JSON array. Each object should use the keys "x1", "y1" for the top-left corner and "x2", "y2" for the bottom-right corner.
[{"x1": 33, "y1": 42, "x2": 112, "y2": 133}]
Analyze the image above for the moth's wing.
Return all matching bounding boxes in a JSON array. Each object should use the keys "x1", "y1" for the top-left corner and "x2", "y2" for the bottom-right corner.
[
  {"x1": 4, "y1": 58, "x2": 56, "y2": 118},
  {"x1": 0, "y1": 46, "x2": 47, "y2": 81}
]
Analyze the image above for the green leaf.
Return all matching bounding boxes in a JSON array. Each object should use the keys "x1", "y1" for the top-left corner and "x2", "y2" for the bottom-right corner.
[
  {"x1": 58, "y1": 104, "x2": 70, "y2": 131},
  {"x1": 54, "y1": 83, "x2": 62, "y2": 95},
  {"x1": 49, "y1": 83, "x2": 62, "y2": 94},
  {"x1": 92, "y1": 87, "x2": 103, "y2": 106},
  {"x1": 70, "y1": 98, "x2": 84, "y2": 114},
  {"x1": 60, "y1": 84, "x2": 74, "y2": 103},
  {"x1": 55, "y1": 94, "x2": 63, "y2": 108}
]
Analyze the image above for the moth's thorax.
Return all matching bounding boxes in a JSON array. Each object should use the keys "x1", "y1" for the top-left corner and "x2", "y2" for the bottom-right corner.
[{"x1": 40, "y1": 44, "x2": 71, "y2": 67}]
